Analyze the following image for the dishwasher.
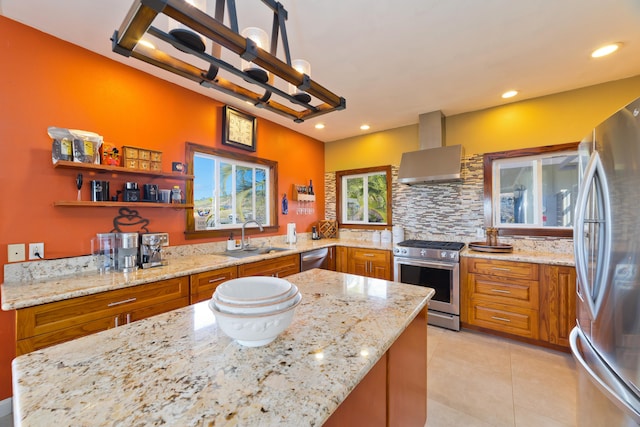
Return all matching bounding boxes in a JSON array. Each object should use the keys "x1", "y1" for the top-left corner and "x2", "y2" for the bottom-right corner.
[{"x1": 300, "y1": 247, "x2": 330, "y2": 271}]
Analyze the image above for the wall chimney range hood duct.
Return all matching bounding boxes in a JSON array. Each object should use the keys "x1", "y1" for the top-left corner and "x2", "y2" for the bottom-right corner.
[{"x1": 398, "y1": 111, "x2": 463, "y2": 184}]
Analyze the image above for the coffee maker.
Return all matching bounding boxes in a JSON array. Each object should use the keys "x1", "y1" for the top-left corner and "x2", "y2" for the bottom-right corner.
[
  {"x1": 115, "y1": 232, "x2": 139, "y2": 272},
  {"x1": 139, "y1": 232, "x2": 169, "y2": 269}
]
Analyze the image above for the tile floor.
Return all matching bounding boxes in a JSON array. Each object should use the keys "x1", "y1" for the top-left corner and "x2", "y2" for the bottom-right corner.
[
  {"x1": 0, "y1": 327, "x2": 577, "y2": 427},
  {"x1": 426, "y1": 326, "x2": 577, "y2": 427}
]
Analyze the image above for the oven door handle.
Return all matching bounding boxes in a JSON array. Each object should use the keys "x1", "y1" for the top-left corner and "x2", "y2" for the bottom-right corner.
[{"x1": 395, "y1": 259, "x2": 456, "y2": 270}]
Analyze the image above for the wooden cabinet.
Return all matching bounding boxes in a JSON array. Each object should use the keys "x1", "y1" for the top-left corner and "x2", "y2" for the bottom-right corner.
[
  {"x1": 463, "y1": 256, "x2": 577, "y2": 349},
  {"x1": 465, "y1": 258, "x2": 539, "y2": 340},
  {"x1": 539, "y1": 265, "x2": 576, "y2": 348},
  {"x1": 190, "y1": 266, "x2": 238, "y2": 304},
  {"x1": 335, "y1": 246, "x2": 348, "y2": 273},
  {"x1": 16, "y1": 276, "x2": 189, "y2": 356},
  {"x1": 327, "y1": 246, "x2": 337, "y2": 271},
  {"x1": 346, "y1": 247, "x2": 392, "y2": 280},
  {"x1": 237, "y1": 254, "x2": 300, "y2": 278},
  {"x1": 324, "y1": 307, "x2": 427, "y2": 427}
]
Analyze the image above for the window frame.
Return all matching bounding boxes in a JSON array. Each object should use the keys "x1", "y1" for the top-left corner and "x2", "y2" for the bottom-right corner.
[
  {"x1": 336, "y1": 165, "x2": 392, "y2": 229},
  {"x1": 185, "y1": 142, "x2": 279, "y2": 239},
  {"x1": 483, "y1": 142, "x2": 579, "y2": 237}
]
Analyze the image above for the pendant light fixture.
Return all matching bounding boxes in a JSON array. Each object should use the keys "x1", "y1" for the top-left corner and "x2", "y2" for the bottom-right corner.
[{"x1": 112, "y1": 0, "x2": 345, "y2": 123}]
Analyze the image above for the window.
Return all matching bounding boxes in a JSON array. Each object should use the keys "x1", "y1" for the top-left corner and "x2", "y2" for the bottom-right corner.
[
  {"x1": 186, "y1": 143, "x2": 278, "y2": 238},
  {"x1": 484, "y1": 142, "x2": 579, "y2": 237},
  {"x1": 336, "y1": 166, "x2": 392, "y2": 228}
]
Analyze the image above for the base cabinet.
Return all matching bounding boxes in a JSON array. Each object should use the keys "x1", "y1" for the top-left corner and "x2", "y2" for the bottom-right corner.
[
  {"x1": 237, "y1": 254, "x2": 300, "y2": 278},
  {"x1": 462, "y1": 256, "x2": 577, "y2": 349},
  {"x1": 324, "y1": 308, "x2": 427, "y2": 426},
  {"x1": 539, "y1": 264, "x2": 576, "y2": 347},
  {"x1": 344, "y1": 247, "x2": 392, "y2": 280},
  {"x1": 190, "y1": 266, "x2": 238, "y2": 304},
  {"x1": 16, "y1": 276, "x2": 189, "y2": 356}
]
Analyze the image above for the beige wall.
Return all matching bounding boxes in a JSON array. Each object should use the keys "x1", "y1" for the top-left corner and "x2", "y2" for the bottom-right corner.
[{"x1": 325, "y1": 74, "x2": 640, "y2": 171}]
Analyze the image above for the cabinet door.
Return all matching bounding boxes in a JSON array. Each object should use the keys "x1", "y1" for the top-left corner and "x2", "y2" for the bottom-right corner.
[
  {"x1": 347, "y1": 248, "x2": 391, "y2": 280},
  {"x1": 335, "y1": 246, "x2": 348, "y2": 273},
  {"x1": 238, "y1": 254, "x2": 300, "y2": 278},
  {"x1": 16, "y1": 276, "x2": 189, "y2": 356},
  {"x1": 327, "y1": 246, "x2": 337, "y2": 271},
  {"x1": 539, "y1": 265, "x2": 576, "y2": 347},
  {"x1": 190, "y1": 266, "x2": 238, "y2": 304}
]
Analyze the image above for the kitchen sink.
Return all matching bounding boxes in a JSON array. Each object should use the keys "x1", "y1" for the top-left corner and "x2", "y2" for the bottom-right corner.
[{"x1": 223, "y1": 246, "x2": 290, "y2": 258}]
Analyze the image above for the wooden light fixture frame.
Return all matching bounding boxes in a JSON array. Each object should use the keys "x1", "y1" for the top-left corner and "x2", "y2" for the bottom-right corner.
[{"x1": 112, "y1": 0, "x2": 346, "y2": 123}]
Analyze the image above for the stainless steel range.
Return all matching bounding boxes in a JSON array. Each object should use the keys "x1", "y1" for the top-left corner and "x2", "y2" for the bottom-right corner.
[{"x1": 393, "y1": 240, "x2": 465, "y2": 331}]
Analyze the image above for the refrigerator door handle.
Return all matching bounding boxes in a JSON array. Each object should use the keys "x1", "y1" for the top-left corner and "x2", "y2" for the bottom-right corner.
[
  {"x1": 573, "y1": 151, "x2": 612, "y2": 320},
  {"x1": 570, "y1": 328, "x2": 640, "y2": 424}
]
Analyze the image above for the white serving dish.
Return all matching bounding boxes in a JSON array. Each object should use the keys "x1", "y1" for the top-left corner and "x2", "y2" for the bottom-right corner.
[
  {"x1": 208, "y1": 293, "x2": 302, "y2": 347},
  {"x1": 214, "y1": 276, "x2": 293, "y2": 304},
  {"x1": 212, "y1": 285, "x2": 299, "y2": 315}
]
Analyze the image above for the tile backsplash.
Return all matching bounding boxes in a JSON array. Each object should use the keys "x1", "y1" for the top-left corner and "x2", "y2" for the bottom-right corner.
[{"x1": 324, "y1": 155, "x2": 573, "y2": 254}]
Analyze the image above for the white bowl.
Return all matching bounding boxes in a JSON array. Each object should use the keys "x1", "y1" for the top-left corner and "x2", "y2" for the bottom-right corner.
[
  {"x1": 215, "y1": 277, "x2": 293, "y2": 304},
  {"x1": 213, "y1": 286, "x2": 299, "y2": 315},
  {"x1": 208, "y1": 293, "x2": 302, "y2": 347}
]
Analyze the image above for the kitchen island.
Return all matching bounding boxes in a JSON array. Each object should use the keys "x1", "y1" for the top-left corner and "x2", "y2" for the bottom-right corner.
[{"x1": 11, "y1": 269, "x2": 433, "y2": 426}]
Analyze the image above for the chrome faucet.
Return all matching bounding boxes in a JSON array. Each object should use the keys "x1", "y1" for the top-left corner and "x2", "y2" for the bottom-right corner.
[{"x1": 241, "y1": 219, "x2": 264, "y2": 249}]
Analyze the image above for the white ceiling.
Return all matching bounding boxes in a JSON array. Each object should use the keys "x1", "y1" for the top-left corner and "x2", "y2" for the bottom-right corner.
[{"x1": 2, "y1": 0, "x2": 640, "y2": 142}]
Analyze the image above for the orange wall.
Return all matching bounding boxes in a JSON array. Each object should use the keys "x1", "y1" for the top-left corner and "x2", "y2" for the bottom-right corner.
[{"x1": 0, "y1": 16, "x2": 324, "y2": 400}]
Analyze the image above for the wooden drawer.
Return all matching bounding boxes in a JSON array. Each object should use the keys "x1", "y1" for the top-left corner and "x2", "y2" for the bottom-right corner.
[
  {"x1": 468, "y1": 274, "x2": 539, "y2": 309},
  {"x1": 190, "y1": 266, "x2": 238, "y2": 304},
  {"x1": 238, "y1": 254, "x2": 300, "y2": 278},
  {"x1": 17, "y1": 276, "x2": 189, "y2": 341},
  {"x1": 349, "y1": 247, "x2": 390, "y2": 264},
  {"x1": 466, "y1": 258, "x2": 538, "y2": 280},
  {"x1": 468, "y1": 301, "x2": 539, "y2": 339}
]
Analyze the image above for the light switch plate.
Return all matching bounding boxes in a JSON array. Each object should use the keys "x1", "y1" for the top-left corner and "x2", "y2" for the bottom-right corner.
[{"x1": 8, "y1": 244, "x2": 26, "y2": 262}]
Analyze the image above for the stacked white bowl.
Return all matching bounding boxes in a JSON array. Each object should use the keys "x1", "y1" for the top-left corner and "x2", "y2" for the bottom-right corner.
[{"x1": 208, "y1": 276, "x2": 302, "y2": 347}]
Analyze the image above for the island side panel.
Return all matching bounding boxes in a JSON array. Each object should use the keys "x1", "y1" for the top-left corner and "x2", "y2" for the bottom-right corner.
[
  {"x1": 323, "y1": 353, "x2": 387, "y2": 427},
  {"x1": 387, "y1": 306, "x2": 428, "y2": 426}
]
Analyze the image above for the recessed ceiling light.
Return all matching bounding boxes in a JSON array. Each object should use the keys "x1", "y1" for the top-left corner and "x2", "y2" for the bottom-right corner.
[
  {"x1": 592, "y1": 43, "x2": 620, "y2": 58},
  {"x1": 314, "y1": 123, "x2": 325, "y2": 129},
  {"x1": 591, "y1": 43, "x2": 621, "y2": 58},
  {"x1": 360, "y1": 124, "x2": 370, "y2": 131},
  {"x1": 501, "y1": 90, "x2": 518, "y2": 99},
  {"x1": 138, "y1": 39, "x2": 155, "y2": 50}
]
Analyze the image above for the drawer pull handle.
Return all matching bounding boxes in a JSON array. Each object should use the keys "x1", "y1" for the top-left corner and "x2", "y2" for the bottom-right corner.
[
  {"x1": 207, "y1": 276, "x2": 227, "y2": 283},
  {"x1": 108, "y1": 297, "x2": 137, "y2": 307},
  {"x1": 492, "y1": 267, "x2": 511, "y2": 271},
  {"x1": 491, "y1": 316, "x2": 511, "y2": 322},
  {"x1": 363, "y1": 254, "x2": 375, "y2": 257},
  {"x1": 491, "y1": 289, "x2": 511, "y2": 294}
]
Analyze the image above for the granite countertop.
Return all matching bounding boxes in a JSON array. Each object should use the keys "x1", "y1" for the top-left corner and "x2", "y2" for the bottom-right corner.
[
  {"x1": 1, "y1": 239, "x2": 394, "y2": 310},
  {"x1": 461, "y1": 248, "x2": 575, "y2": 266},
  {"x1": 11, "y1": 269, "x2": 434, "y2": 426}
]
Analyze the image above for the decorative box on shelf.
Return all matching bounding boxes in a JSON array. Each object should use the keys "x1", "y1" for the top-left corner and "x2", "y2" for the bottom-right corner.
[
  {"x1": 122, "y1": 146, "x2": 162, "y2": 172},
  {"x1": 291, "y1": 184, "x2": 315, "y2": 202}
]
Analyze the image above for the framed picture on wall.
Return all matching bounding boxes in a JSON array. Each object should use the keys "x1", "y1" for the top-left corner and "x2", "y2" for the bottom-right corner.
[{"x1": 222, "y1": 105, "x2": 256, "y2": 152}]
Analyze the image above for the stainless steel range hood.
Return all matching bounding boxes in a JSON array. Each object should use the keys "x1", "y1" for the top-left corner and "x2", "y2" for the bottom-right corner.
[{"x1": 398, "y1": 111, "x2": 463, "y2": 184}]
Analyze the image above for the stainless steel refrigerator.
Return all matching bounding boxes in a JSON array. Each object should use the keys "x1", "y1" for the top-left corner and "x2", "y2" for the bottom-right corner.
[{"x1": 571, "y1": 97, "x2": 640, "y2": 425}]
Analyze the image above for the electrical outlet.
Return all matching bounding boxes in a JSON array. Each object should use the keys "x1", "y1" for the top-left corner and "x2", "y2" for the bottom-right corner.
[
  {"x1": 475, "y1": 227, "x2": 485, "y2": 238},
  {"x1": 8, "y1": 244, "x2": 26, "y2": 263},
  {"x1": 29, "y1": 242, "x2": 45, "y2": 260}
]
